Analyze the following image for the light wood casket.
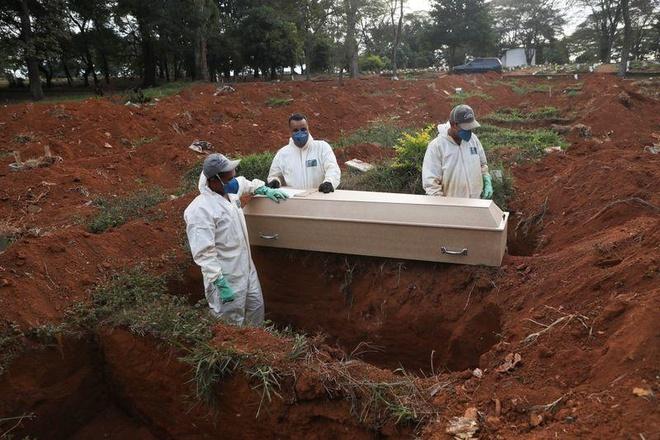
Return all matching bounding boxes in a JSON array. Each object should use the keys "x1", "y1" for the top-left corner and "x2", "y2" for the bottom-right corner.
[{"x1": 243, "y1": 189, "x2": 508, "y2": 266}]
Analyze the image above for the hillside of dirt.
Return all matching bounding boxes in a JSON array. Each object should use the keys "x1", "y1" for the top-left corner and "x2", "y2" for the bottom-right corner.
[{"x1": 1, "y1": 74, "x2": 658, "y2": 439}]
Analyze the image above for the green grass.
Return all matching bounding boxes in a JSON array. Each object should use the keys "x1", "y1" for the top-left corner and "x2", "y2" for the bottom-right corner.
[
  {"x1": 125, "y1": 136, "x2": 158, "y2": 148},
  {"x1": 478, "y1": 124, "x2": 568, "y2": 158},
  {"x1": 12, "y1": 133, "x2": 35, "y2": 144},
  {"x1": 334, "y1": 117, "x2": 415, "y2": 148},
  {"x1": 483, "y1": 106, "x2": 561, "y2": 122},
  {"x1": 450, "y1": 90, "x2": 493, "y2": 104},
  {"x1": 142, "y1": 81, "x2": 194, "y2": 100},
  {"x1": 182, "y1": 342, "x2": 243, "y2": 405},
  {"x1": 87, "y1": 187, "x2": 166, "y2": 233},
  {"x1": 511, "y1": 83, "x2": 552, "y2": 95},
  {"x1": 266, "y1": 96, "x2": 293, "y2": 107}
]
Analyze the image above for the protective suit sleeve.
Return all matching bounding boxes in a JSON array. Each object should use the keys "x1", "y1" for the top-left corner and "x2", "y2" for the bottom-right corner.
[
  {"x1": 236, "y1": 176, "x2": 266, "y2": 197},
  {"x1": 475, "y1": 136, "x2": 490, "y2": 177},
  {"x1": 186, "y1": 210, "x2": 223, "y2": 283},
  {"x1": 422, "y1": 139, "x2": 444, "y2": 196},
  {"x1": 320, "y1": 142, "x2": 341, "y2": 188},
  {"x1": 267, "y1": 151, "x2": 285, "y2": 186}
]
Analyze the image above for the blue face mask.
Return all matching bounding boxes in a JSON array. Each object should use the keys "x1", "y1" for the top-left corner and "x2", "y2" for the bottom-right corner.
[
  {"x1": 222, "y1": 177, "x2": 239, "y2": 194},
  {"x1": 457, "y1": 129, "x2": 472, "y2": 142},
  {"x1": 292, "y1": 129, "x2": 309, "y2": 148}
]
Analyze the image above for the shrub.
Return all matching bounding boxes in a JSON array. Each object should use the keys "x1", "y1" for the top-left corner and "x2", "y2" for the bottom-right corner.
[{"x1": 359, "y1": 54, "x2": 387, "y2": 72}]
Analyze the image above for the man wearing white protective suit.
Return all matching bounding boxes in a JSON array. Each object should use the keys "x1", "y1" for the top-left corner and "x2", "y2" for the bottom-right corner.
[
  {"x1": 266, "y1": 113, "x2": 341, "y2": 193},
  {"x1": 184, "y1": 153, "x2": 288, "y2": 325},
  {"x1": 422, "y1": 104, "x2": 494, "y2": 200}
]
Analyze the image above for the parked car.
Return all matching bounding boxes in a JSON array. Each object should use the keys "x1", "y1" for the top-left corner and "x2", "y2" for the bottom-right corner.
[{"x1": 452, "y1": 58, "x2": 502, "y2": 74}]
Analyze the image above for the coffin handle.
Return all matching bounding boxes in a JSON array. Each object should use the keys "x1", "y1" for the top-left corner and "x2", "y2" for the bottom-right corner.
[
  {"x1": 259, "y1": 233, "x2": 279, "y2": 240},
  {"x1": 441, "y1": 246, "x2": 468, "y2": 256}
]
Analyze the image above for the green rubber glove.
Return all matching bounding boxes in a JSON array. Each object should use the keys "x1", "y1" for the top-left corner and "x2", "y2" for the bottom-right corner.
[
  {"x1": 213, "y1": 277, "x2": 235, "y2": 304},
  {"x1": 254, "y1": 186, "x2": 289, "y2": 203},
  {"x1": 481, "y1": 175, "x2": 493, "y2": 199}
]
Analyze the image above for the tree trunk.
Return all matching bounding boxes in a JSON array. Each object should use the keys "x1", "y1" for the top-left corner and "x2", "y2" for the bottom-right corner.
[
  {"x1": 62, "y1": 59, "x2": 73, "y2": 87},
  {"x1": 38, "y1": 63, "x2": 53, "y2": 88},
  {"x1": 100, "y1": 51, "x2": 110, "y2": 84},
  {"x1": 194, "y1": 33, "x2": 210, "y2": 81},
  {"x1": 391, "y1": 0, "x2": 404, "y2": 78},
  {"x1": 138, "y1": 18, "x2": 157, "y2": 87},
  {"x1": 619, "y1": 0, "x2": 631, "y2": 77},
  {"x1": 18, "y1": 0, "x2": 44, "y2": 100},
  {"x1": 345, "y1": 0, "x2": 359, "y2": 78}
]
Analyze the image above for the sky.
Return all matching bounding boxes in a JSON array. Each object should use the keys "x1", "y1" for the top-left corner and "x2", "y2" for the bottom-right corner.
[{"x1": 404, "y1": 0, "x2": 589, "y2": 35}]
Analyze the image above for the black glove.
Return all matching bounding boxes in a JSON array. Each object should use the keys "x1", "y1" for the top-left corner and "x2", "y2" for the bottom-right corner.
[
  {"x1": 266, "y1": 180, "x2": 281, "y2": 189},
  {"x1": 318, "y1": 181, "x2": 334, "y2": 193}
]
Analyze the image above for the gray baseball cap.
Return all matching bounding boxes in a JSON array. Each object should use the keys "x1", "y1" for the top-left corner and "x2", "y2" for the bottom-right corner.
[
  {"x1": 202, "y1": 153, "x2": 241, "y2": 178},
  {"x1": 449, "y1": 104, "x2": 480, "y2": 130}
]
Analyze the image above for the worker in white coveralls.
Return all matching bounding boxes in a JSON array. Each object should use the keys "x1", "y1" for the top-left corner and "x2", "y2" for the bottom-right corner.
[
  {"x1": 266, "y1": 113, "x2": 341, "y2": 193},
  {"x1": 184, "y1": 153, "x2": 288, "y2": 325},
  {"x1": 422, "y1": 104, "x2": 494, "y2": 200}
]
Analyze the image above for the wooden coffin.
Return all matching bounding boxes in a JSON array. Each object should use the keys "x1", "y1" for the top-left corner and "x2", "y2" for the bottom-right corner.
[{"x1": 243, "y1": 189, "x2": 508, "y2": 267}]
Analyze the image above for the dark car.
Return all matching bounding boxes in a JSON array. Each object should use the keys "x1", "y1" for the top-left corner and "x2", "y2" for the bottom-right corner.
[{"x1": 452, "y1": 58, "x2": 502, "y2": 74}]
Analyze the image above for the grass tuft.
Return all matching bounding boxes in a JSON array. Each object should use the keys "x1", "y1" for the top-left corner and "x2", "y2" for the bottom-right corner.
[
  {"x1": 87, "y1": 188, "x2": 166, "y2": 233},
  {"x1": 247, "y1": 365, "x2": 283, "y2": 418},
  {"x1": 181, "y1": 342, "x2": 243, "y2": 406},
  {"x1": 334, "y1": 117, "x2": 414, "y2": 149},
  {"x1": 451, "y1": 90, "x2": 493, "y2": 104},
  {"x1": 266, "y1": 97, "x2": 293, "y2": 107}
]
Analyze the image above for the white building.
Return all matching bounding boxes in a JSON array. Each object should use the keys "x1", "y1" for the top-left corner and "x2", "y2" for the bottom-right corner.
[{"x1": 501, "y1": 48, "x2": 536, "y2": 68}]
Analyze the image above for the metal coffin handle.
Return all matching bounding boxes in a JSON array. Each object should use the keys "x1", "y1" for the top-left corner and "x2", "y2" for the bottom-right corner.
[
  {"x1": 259, "y1": 233, "x2": 279, "y2": 240},
  {"x1": 441, "y1": 246, "x2": 468, "y2": 256}
]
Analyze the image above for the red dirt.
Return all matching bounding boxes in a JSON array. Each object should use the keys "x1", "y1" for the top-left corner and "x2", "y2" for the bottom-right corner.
[{"x1": 1, "y1": 74, "x2": 659, "y2": 439}]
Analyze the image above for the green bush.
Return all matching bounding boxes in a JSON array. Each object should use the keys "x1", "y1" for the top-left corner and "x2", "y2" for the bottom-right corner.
[
  {"x1": 236, "y1": 151, "x2": 275, "y2": 181},
  {"x1": 88, "y1": 188, "x2": 166, "y2": 233},
  {"x1": 359, "y1": 54, "x2": 386, "y2": 72},
  {"x1": 340, "y1": 126, "x2": 434, "y2": 194}
]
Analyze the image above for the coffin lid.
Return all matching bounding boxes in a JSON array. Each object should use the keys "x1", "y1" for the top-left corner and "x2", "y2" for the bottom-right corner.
[{"x1": 246, "y1": 189, "x2": 507, "y2": 231}]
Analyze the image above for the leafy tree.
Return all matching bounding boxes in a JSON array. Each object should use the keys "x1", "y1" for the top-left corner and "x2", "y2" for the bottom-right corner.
[
  {"x1": 0, "y1": 0, "x2": 67, "y2": 99},
  {"x1": 492, "y1": 0, "x2": 565, "y2": 64},
  {"x1": 237, "y1": 5, "x2": 301, "y2": 79},
  {"x1": 430, "y1": 0, "x2": 496, "y2": 67}
]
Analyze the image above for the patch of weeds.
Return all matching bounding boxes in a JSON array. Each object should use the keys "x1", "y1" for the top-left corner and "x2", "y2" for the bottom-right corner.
[
  {"x1": 566, "y1": 90, "x2": 581, "y2": 97},
  {"x1": 484, "y1": 106, "x2": 561, "y2": 122},
  {"x1": 87, "y1": 187, "x2": 166, "y2": 233},
  {"x1": 181, "y1": 342, "x2": 243, "y2": 406},
  {"x1": 13, "y1": 133, "x2": 34, "y2": 144},
  {"x1": 0, "y1": 321, "x2": 24, "y2": 376},
  {"x1": 178, "y1": 161, "x2": 204, "y2": 195},
  {"x1": 450, "y1": 90, "x2": 493, "y2": 104},
  {"x1": 143, "y1": 82, "x2": 193, "y2": 100},
  {"x1": 334, "y1": 117, "x2": 414, "y2": 149},
  {"x1": 340, "y1": 125, "x2": 435, "y2": 194},
  {"x1": 266, "y1": 97, "x2": 293, "y2": 107},
  {"x1": 236, "y1": 151, "x2": 275, "y2": 181},
  {"x1": 478, "y1": 124, "x2": 568, "y2": 159},
  {"x1": 510, "y1": 82, "x2": 552, "y2": 95},
  {"x1": 488, "y1": 163, "x2": 515, "y2": 211},
  {"x1": 129, "y1": 137, "x2": 158, "y2": 148},
  {"x1": 247, "y1": 365, "x2": 283, "y2": 418}
]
